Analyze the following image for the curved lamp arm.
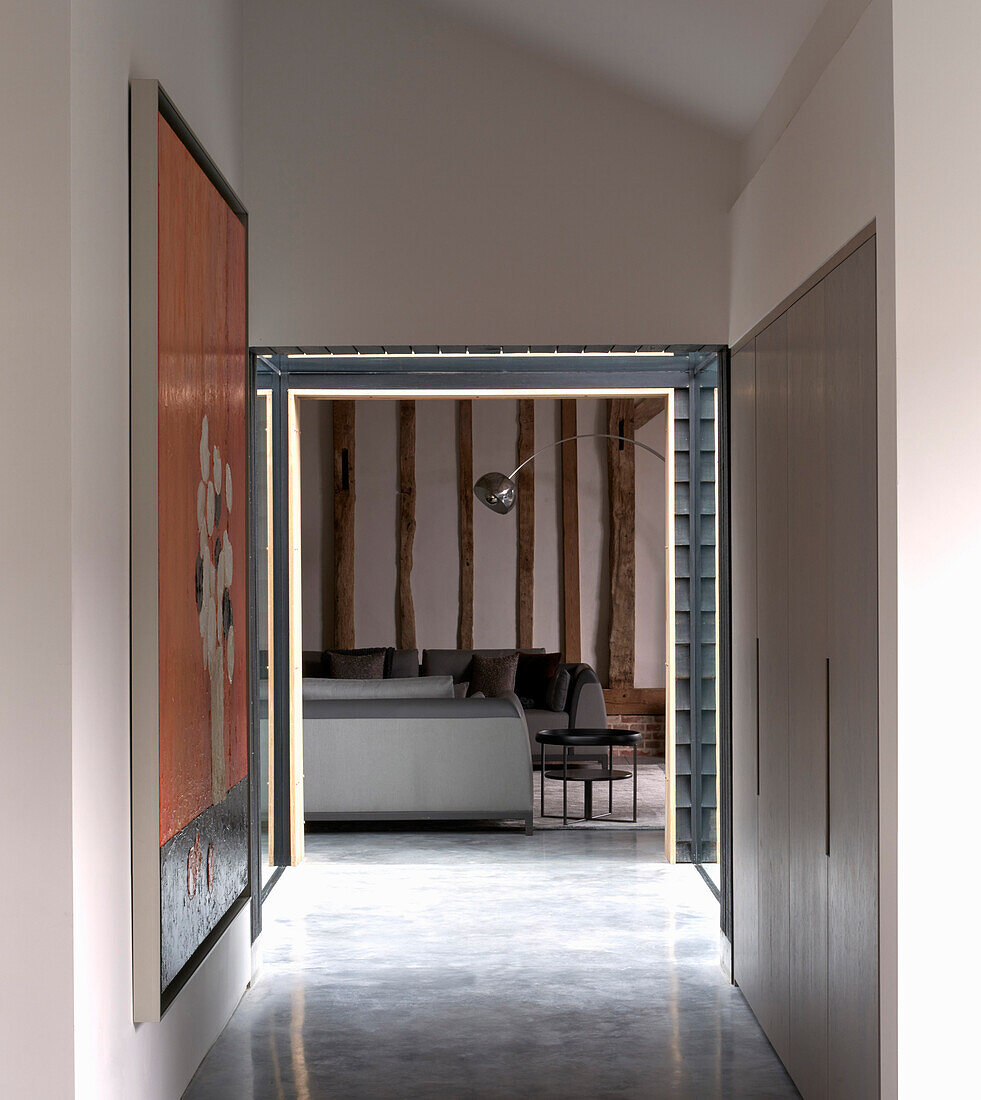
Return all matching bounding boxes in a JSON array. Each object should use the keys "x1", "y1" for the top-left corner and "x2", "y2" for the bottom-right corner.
[
  {"x1": 475, "y1": 433, "x2": 664, "y2": 514},
  {"x1": 510, "y1": 433, "x2": 664, "y2": 478}
]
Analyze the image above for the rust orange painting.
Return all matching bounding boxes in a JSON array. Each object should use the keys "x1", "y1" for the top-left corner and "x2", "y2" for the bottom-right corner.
[{"x1": 156, "y1": 113, "x2": 248, "y2": 848}]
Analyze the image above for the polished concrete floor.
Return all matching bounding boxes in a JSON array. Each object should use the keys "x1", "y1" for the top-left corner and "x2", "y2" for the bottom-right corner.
[{"x1": 185, "y1": 828, "x2": 797, "y2": 1099}]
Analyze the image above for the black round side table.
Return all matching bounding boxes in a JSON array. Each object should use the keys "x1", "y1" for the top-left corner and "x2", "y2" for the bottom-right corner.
[{"x1": 535, "y1": 728, "x2": 642, "y2": 825}]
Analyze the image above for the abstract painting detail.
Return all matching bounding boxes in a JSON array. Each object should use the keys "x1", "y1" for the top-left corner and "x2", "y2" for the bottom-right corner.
[
  {"x1": 196, "y1": 414, "x2": 236, "y2": 805},
  {"x1": 155, "y1": 110, "x2": 249, "y2": 993},
  {"x1": 160, "y1": 779, "x2": 249, "y2": 988}
]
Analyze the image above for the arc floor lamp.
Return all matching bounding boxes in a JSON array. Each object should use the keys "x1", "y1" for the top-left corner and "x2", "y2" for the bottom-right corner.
[{"x1": 474, "y1": 433, "x2": 666, "y2": 514}]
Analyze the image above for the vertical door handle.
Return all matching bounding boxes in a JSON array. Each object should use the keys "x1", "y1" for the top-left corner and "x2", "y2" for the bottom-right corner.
[
  {"x1": 755, "y1": 637, "x2": 761, "y2": 797},
  {"x1": 825, "y1": 657, "x2": 831, "y2": 857}
]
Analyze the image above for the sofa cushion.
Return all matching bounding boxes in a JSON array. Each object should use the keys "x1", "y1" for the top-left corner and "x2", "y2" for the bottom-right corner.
[
  {"x1": 545, "y1": 665, "x2": 573, "y2": 712},
  {"x1": 421, "y1": 648, "x2": 544, "y2": 682},
  {"x1": 390, "y1": 649, "x2": 420, "y2": 678},
  {"x1": 328, "y1": 650, "x2": 386, "y2": 679},
  {"x1": 324, "y1": 646, "x2": 392, "y2": 678},
  {"x1": 422, "y1": 649, "x2": 474, "y2": 682},
  {"x1": 515, "y1": 651, "x2": 561, "y2": 709},
  {"x1": 477, "y1": 648, "x2": 542, "y2": 657},
  {"x1": 523, "y1": 708, "x2": 570, "y2": 738},
  {"x1": 303, "y1": 675, "x2": 454, "y2": 700},
  {"x1": 468, "y1": 652, "x2": 518, "y2": 698}
]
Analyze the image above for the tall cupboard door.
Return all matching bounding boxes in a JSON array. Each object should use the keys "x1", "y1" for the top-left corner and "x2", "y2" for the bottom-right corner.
[
  {"x1": 730, "y1": 342, "x2": 760, "y2": 1006},
  {"x1": 825, "y1": 239, "x2": 879, "y2": 1098},
  {"x1": 754, "y1": 311, "x2": 791, "y2": 1063},
  {"x1": 786, "y1": 282, "x2": 830, "y2": 1097}
]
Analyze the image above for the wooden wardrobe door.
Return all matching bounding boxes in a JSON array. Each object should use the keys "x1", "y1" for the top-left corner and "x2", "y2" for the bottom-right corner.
[
  {"x1": 731, "y1": 342, "x2": 761, "y2": 1006},
  {"x1": 825, "y1": 238, "x2": 879, "y2": 1098},
  {"x1": 754, "y1": 311, "x2": 791, "y2": 1062},
  {"x1": 787, "y1": 282, "x2": 830, "y2": 1097}
]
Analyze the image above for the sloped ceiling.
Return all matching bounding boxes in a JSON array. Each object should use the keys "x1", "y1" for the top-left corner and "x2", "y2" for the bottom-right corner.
[{"x1": 420, "y1": 0, "x2": 828, "y2": 136}]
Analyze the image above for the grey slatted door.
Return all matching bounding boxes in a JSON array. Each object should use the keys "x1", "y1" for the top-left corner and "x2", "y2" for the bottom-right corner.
[
  {"x1": 787, "y1": 281, "x2": 830, "y2": 1096},
  {"x1": 754, "y1": 311, "x2": 791, "y2": 1063},
  {"x1": 825, "y1": 238, "x2": 879, "y2": 1098}
]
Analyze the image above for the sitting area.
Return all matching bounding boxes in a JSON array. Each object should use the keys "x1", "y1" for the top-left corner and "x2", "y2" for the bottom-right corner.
[{"x1": 267, "y1": 646, "x2": 662, "y2": 835}]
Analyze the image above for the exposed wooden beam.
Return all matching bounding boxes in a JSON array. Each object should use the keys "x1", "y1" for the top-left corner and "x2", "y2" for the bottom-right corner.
[
  {"x1": 516, "y1": 400, "x2": 535, "y2": 648},
  {"x1": 397, "y1": 401, "x2": 417, "y2": 649},
  {"x1": 633, "y1": 394, "x2": 666, "y2": 429},
  {"x1": 607, "y1": 397, "x2": 636, "y2": 688},
  {"x1": 603, "y1": 687, "x2": 666, "y2": 716},
  {"x1": 457, "y1": 400, "x2": 474, "y2": 649},
  {"x1": 332, "y1": 400, "x2": 356, "y2": 648},
  {"x1": 560, "y1": 400, "x2": 581, "y2": 663}
]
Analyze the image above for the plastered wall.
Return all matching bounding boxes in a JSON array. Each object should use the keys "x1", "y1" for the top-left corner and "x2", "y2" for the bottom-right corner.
[{"x1": 242, "y1": 0, "x2": 735, "y2": 347}]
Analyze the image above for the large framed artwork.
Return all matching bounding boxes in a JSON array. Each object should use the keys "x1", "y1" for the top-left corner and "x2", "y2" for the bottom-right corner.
[{"x1": 131, "y1": 80, "x2": 250, "y2": 1021}]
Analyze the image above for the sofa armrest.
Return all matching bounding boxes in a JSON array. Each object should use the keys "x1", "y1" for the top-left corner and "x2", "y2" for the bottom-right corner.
[
  {"x1": 498, "y1": 690, "x2": 533, "y2": 768},
  {"x1": 566, "y1": 665, "x2": 608, "y2": 730}
]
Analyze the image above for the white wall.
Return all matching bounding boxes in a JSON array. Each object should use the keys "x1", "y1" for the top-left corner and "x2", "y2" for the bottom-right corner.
[
  {"x1": 738, "y1": 0, "x2": 872, "y2": 190},
  {"x1": 297, "y1": 397, "x2": 666, "y2": 685},
  {"x1": 634, "y1": 409, "x2": 668, "y2": 686},
  {"x1": 242, "y1": 0, "x2": 735, "y2": 346},
  {"x1": 892, "y1": 2, "x2": 981, "y2": 1092},
  {"x1": 0, "y1": 3, "x2": 75, "y2": 1096},
  {"x1": 532, "y1": 400, "x2": 562, "y2": 656},
  {"x1": 69, "y1": 2, "x2": 249, "y2": 1097},
  {"x1": 728, "y1": 0, "x2": 897, "y2": 1090},
  {"x1": 415, "y1": 400, "x2": 463, "y2": 648},
  {"x1": 578, "y1": 401, "x2": 611, "y2": 679}
]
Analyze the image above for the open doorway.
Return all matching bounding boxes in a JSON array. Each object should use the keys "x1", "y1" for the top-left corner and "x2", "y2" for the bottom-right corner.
[
  {"x1": 292, "y1": 389, "x2": 672, "y2": 839},
  {"x1": 254, "y1": 348, "x2": 723, "y2": 879}
]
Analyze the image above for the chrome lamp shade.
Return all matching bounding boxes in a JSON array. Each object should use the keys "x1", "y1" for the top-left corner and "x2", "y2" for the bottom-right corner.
[{"x1": 473, "y1": 472, "x2": 517, "y2": 515}]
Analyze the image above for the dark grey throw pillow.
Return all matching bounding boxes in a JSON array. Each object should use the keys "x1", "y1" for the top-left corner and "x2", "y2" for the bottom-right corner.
[
  {"x1": 515, "y1": 651, "x2": 561, "y2": 709},
  {"x1": 545, "y1": 665, "x2": 572, "y2": 712},
  {"x1": 324, "y1": 646, "x2": 392, "y2": 677},
  {"x1": 467, "y1": 652, "x2": 518, "y2": 698},
  {"x1": 327, "y1": 650, "x2": 386, "y2": 679}
]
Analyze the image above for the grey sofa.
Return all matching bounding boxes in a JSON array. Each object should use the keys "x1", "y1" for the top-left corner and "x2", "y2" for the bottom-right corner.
[
  {"x1": 300, "y1": 675, "x2": 533, "y2": 833},
  {"x1": 302, "y1": 647, "x2": 608, "y2": 763},
  {"x1": 418, "y1": 649, "x2": 607, "y2": 759}
]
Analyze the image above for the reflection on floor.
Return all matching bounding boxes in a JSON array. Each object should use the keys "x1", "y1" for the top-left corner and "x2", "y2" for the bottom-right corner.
[{"x1": 185, "y1": 828, "x2": 797, "y2": 1099}]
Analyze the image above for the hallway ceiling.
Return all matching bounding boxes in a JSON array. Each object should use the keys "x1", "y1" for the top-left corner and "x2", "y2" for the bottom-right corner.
[{"x1": 420, "y1": 0, "x2": 828, "y2": 136}]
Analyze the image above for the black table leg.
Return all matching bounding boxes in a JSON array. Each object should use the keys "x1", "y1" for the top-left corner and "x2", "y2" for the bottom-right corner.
[{"x1": 533, "y1": 730, "x2": 642, "y2": 825}]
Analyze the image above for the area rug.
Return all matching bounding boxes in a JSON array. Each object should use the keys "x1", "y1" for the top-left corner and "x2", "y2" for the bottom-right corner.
[{"x1": 531, "y1": 761, "x2": 666, "y2": 830}]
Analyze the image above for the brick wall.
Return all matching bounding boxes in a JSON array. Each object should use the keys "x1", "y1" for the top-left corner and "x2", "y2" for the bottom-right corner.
[{"x1": 606, "y1": 713, "x2": 665, "y2": 758}]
